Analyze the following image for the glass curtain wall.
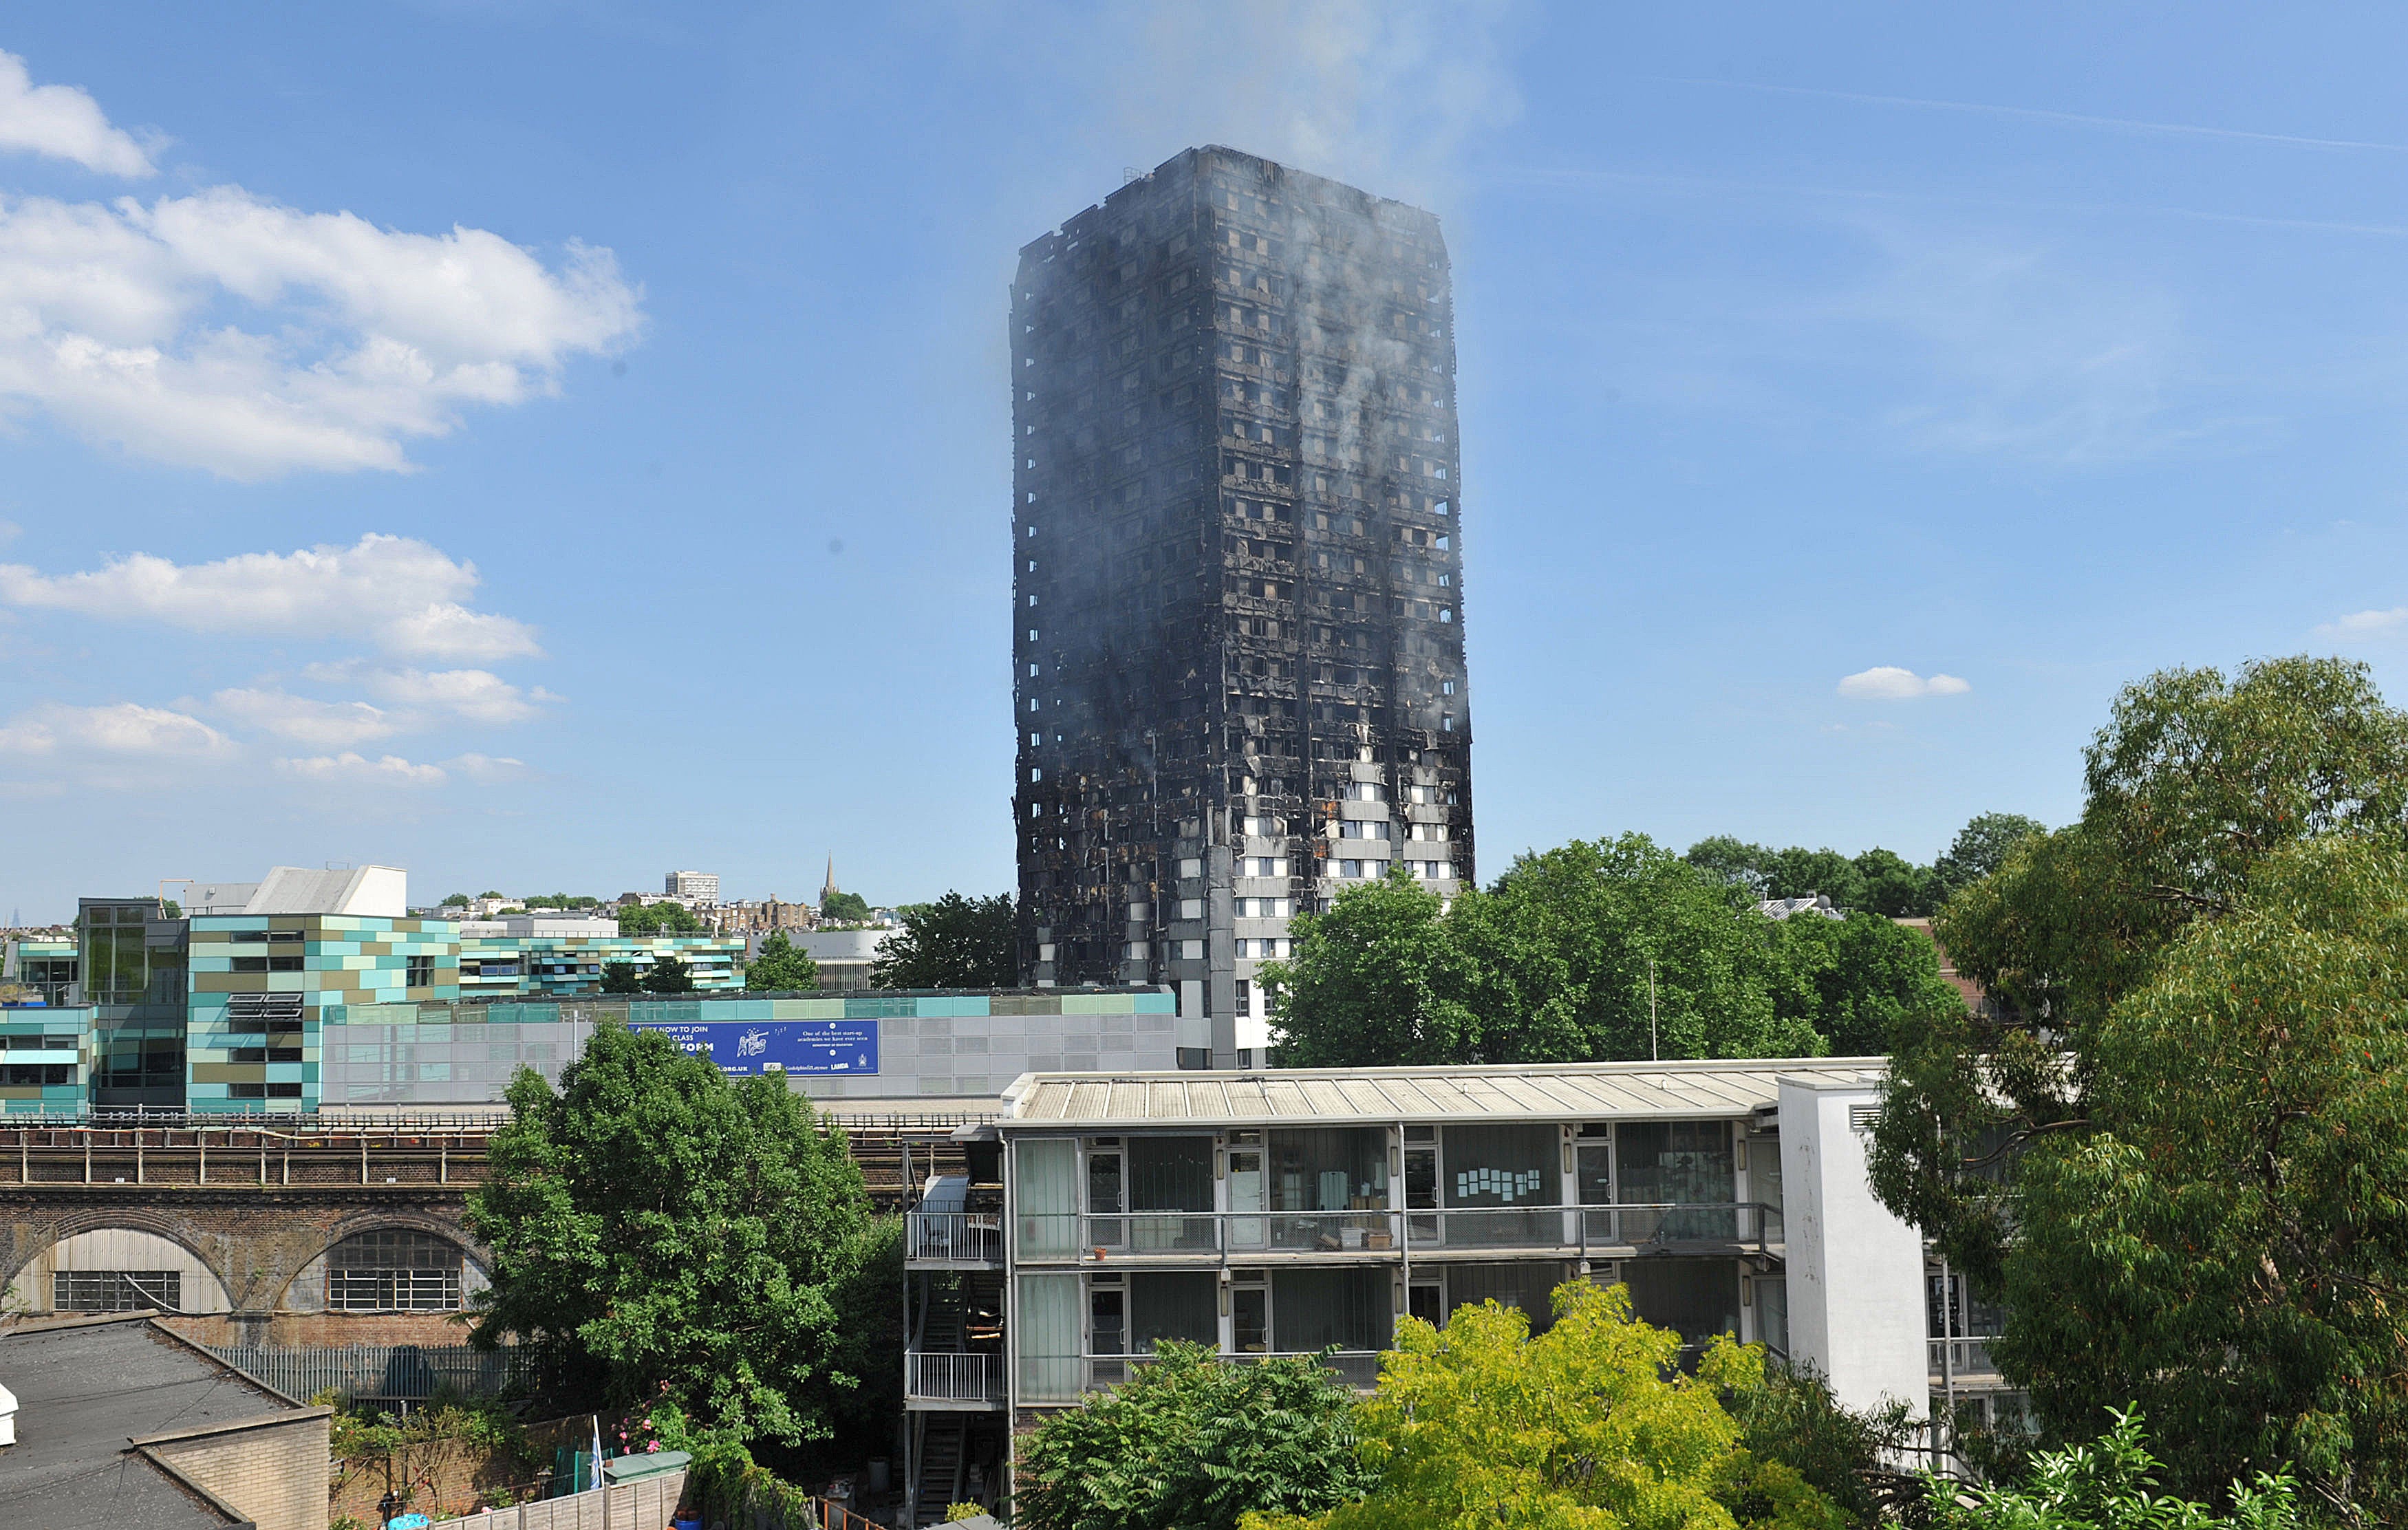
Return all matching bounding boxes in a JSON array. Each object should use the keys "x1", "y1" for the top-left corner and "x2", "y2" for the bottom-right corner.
[
  {"x1": 1622, "y1": 1257, "x2": 1741, "y2": 1357},
  {"x1": 1435, "y1": 1260, "x2": 1567, "y2": 1333},
  {"x1": 1017, "y1": 1272, "x2": 1080, "y2": 1401},
  {"x1": 1271, "y1": 1267, "x2": 1390, "y2": 1353},
  {"x1": 1128, "y1": 1136, "x2": 1216, "y2": 1251},
  {"x1": 1016, "y1": 1139, "x2": 1077, "y2": 1258},
  {"x1": 1440, "y1": 1123, "x2": 1556, "y2": 1247},
  {"x1": 1617, "y1": 1121, "x2": 1737, "y2": 1240}
]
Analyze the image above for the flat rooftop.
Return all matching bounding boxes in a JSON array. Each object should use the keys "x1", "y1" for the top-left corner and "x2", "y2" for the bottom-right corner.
[
  {"x1": 997, "y1": 1057, "x2": 1886, "y2": 1128},
  {"x1": 0, "y1": 1315, "x2": 301, "y2": 1528}
]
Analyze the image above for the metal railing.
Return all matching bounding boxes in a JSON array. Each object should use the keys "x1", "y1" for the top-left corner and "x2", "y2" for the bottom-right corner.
[
  {"x1": 1929, "y1": 1337, "x2": 2001, "y2": 1378},
  {"x1": 905, "y1": 1211, "x2": 1006, "y2": 1263},
  {"x1": 905, "y1": 1350, "x2": 1005, "y2": 1404},
  {"x1": 1013, "y1": 1203, "x2": 1782, "y2": 1261},
  {"x1": 206, "y1": 1341, "x2": 527, "y2": 1402}
]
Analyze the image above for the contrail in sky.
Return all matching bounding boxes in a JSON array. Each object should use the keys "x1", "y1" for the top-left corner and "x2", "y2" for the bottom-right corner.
[{"x1": 1666, "y1": 78, "x2": 2408, "y2": 155}]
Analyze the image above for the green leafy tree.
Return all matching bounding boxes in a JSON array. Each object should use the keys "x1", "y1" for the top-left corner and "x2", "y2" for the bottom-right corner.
[
  {"x1": 1456, "y1": 836, "x2": 1825, "y2": 1064},
  {"x1": 619, "y1": 901, "x2": 707, "y2": 936},
  {"x1": 1260, "y1": 869, "x2": 1479, "y2": 1068},
  {"x1": 642, "y1": 953, "x2": 696, "y2": 993},
  {"x1": 1729, "y1": 1366, "x2": 1920, "y2": 1529},
  {"x1": 599, "y1": 960, "x2": 643, "y2": 994},
  {"x1": 1926, "y1": 1409, "x2": 2304, "y2": 1530},
  {"x1": 1848, "y1": 848, "x2": 1937, "y2": 918},
  {"x1": 441, "y1": 893, "x2": 471, "y2": 907},
  {"x1": 1016, "y1": 1343, "x2": 1374, "y2": 1530},
  {"x1": 1871, "y1": 656, "x2": 2408, "y2": 1291},
  {"x1": 744, "y1": 931, "x2": 820, "y2": 992},
  {"x1": 1687, "y1": 839, "x2": 1942, "y2": 916},
  {"x1": 1930, "y1": 812, "x2": 2045, "y2": 902},
  {"x1": 1271, "y1": 840, "x2": 1826, "y2": 1067},
  {"x1": 870, "y1": 892, "x2": 1016, "y2": 989},
  {"x1": 1763, "y1": 910, "x2": 1965, "y2": 1057},
  {"x1": 1991, "y1": 835, "x2": 2408, "y2": 1517},
  {"x1": 819, "y1": 890, "x2": 872, "y2": 923},
  {"x1": 464, "y1": 1024, "x2": 875, "y2": 1445},
  {"x1": 1251, "y1": 1281, "x2": 1838, "y2": 1530},
  {"x1": 1686, "y1": 835, "x2": 1775, "y2": 898},
  {"x1": 1761, "y1": 847, "x2": 1869, "y2": 912}
]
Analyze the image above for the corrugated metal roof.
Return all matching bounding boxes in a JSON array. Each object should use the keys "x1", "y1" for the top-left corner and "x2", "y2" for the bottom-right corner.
[{"x1": 1000, "y1": 1057, "x2": 1884, "y2": 1128}]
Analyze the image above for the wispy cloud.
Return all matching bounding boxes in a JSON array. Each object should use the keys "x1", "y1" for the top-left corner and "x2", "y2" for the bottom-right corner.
[
  {"x1": 1838, "y1": 666, "x2": 1970, "y2": 700},
  {"x1": 0, "y1": 700, "x2": 230, "y2": 755},
  {"x1": 0, "y1": 534, "x2": 540, "y2": 662},
  {"x1": 0, "y1": 49, "x2": 155, "y2": 175},
  {"x1": 2316, "y1": 607, "x2": 2408, "y2": 640},
  {"x1": 275, "y1": 751, "x2": 447, "y2": 786},
  {"x1": 0, "y1": 51, "x2": 638, "y2": 476}
]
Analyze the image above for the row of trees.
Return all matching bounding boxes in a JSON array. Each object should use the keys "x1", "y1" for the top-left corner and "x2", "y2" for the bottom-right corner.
[
  {"x1": 1257, "y1": 654, "x2": 2408, "y2": 1519},
  {"x1": 1684, "y1": 816, "x2": 2041, "y2": 918},
  {"x1": 1262, "y1": 826, "x2": 2003, "y2": 1068},
  {"x1": 1017, "y1": 1281, "x2": 2302, "y2": 1530},
  {"x1": 1866, "y1": 656, "x2": 2408, "y2": 1520}
]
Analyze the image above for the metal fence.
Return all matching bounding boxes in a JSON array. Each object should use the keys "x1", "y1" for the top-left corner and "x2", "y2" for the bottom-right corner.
[{"x1": 207, "y1": 1341, "x2": 528, "y2": 1402}]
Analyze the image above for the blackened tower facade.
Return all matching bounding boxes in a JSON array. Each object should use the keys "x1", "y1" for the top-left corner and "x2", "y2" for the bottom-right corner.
[{"x1": 1012, "y1": 147, "x2": 1473, "y2": 1066}]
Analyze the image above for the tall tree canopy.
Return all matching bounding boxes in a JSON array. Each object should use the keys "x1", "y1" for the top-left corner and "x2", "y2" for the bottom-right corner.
[
  {"x1": 743, "y1": 931, "x2": 819, "y2": 992},
  {"x1": 617, "y1": 900, "x2": 707, "y2": 936},
  {"x1": 1995, "y1": 836, "x2": 2408, "y2": 1518},
  {"x1": 1928, "y1": 812, "x2": 2045, "y2": 901},
  {"x1": 1266, "y1": 837, "x2": 1938, "y2": 1068},
  {"x1": 1249, "y1": 1281, "x2": 1837, "y2": 1530},
  {"x1": 1763, "y1": 911, "x2": 1966, "y2": 1059},
  {"x1": 1016, "y1": 1344, "x2": 1374, "y2": 1530},
  {"x1": 1871, "y1": 656, "x2": 2408, "y2": 1289},
  {"x1": 1684, "y1": 837, "x2": 1955, "y2": 918},
  {"x1": 870, "y1": 892, "x2": 1017, "y2": 989},
  {"x1": 465, "y1": 1026, "x2": 877, "y2": 1446},
  {"x1": 1867, "y1": 656, "x2": 2408, "y2": 1518}
]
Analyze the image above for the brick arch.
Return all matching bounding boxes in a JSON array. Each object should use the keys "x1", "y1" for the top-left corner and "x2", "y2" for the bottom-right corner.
[
  {"x1": 1, "y1": 1214, "x2": 239, "y2": 1314},
  {"x1": 0, "y1": 1205, "x2": 227, "y2": 1291},
  {"x1": 275, "y1": 1209, "x2": 491, "y2": 1313}
]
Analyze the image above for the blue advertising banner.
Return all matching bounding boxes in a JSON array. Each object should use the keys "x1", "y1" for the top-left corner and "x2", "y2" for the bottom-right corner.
[{"x1": 628, "y1": 1019, "x2": 879, "y2": 1077}]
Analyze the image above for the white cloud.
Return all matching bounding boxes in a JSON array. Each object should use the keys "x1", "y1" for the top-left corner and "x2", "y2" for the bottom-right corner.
[
  {"x1": 275, "y1": 751, "x2": 446, "y2": 786},
  {"x1": 0, "y1": 59, "x2": 640, "y2": 476},
  {"x1": 1837, "y1": 666, "x2": 1972, "y2": 700},
  {"x1": 210, "y1": 688, "x2": 395, "y2": 749},
  {"x1": 0, "y1": 50, "x2": 155, "y2": 177},
  {"x1": 2316, "y1": 607, "x2": 2408, "y2": 640},
  {"x1": 0, "y1": 533, "x2": 541, "y2": 660},
  {"x1": 301, "y1": 662, "x2": 556, "y2": 724},
  {"x1": 0, "y1": 700, "x2": 228, "y2": 755},
  {"x1": 444, "y1": 752, "x2": 530, "y2": 782}
]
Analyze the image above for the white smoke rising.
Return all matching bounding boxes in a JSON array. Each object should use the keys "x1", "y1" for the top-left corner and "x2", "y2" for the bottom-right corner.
[{"x1": 1101, "y1": 0, "x2": 1519, "y2": 207}]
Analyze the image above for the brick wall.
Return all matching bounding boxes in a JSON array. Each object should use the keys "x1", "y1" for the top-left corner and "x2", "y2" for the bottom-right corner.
[
  {"x1": 138, "y1": 1409, "x2": 334, "y2": 1530},
  {"x1": 162, "y1": 1308, "x2": 473, "y2": 1349}
]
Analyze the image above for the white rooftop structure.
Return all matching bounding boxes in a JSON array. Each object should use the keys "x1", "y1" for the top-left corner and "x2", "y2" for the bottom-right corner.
[
  {"x1": 187, "y1": 866, "x2": 408, "y2": 918},
  {"x1": 1757, "y1": 894, "x2": 1845, "y2": 922},
  {"x1": 998, "y1": 1057, "x2": 1884, "y2": 1128}
]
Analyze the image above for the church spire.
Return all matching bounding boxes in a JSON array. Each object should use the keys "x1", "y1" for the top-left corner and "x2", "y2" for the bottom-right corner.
[{"x1": 821, "y1": 854, "x2": 837, "y2": 903}]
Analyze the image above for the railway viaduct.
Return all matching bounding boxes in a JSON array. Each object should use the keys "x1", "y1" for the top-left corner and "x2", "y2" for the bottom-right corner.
[{"x1": 0, "y1": 1114, "x2": 963, "y2": 1342}]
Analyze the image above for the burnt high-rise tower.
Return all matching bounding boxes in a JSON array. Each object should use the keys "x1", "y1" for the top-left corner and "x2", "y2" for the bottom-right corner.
[{"x1": 1013, "y1": 147, "x2": 1473, "y2": 1066}]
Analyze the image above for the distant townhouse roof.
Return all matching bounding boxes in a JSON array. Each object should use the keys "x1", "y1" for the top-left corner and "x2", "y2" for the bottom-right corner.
[{"x1": 997, "y1": 1057, "x2": 1885, "y2": 1129}]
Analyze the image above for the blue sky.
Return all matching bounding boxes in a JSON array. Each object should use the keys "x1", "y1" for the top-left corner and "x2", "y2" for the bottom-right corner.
[{"x1": 6, "y1": 2, "x2": 2408, "y2": 921}]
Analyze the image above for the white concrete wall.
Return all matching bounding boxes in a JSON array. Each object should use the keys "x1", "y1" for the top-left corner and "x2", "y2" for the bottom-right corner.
[{"x1": 1778, "y1": 1074, "x2": 1926, "y2": 1420}]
